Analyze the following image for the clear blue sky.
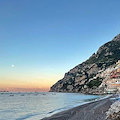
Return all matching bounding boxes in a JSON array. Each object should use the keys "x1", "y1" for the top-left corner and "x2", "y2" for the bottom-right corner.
[{"x1": 0, "y1": 0, "x2": 120, "y2": 91}]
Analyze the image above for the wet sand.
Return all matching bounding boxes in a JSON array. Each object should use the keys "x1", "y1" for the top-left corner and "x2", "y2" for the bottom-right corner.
[{"x1": 41, "y1": 96, "x2": 114, "y2": 120}]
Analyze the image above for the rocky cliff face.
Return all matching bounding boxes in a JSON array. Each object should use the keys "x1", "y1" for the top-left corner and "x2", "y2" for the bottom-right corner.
[{"x1": 50, "y1": 34, "x2": 120, "y2": 94}]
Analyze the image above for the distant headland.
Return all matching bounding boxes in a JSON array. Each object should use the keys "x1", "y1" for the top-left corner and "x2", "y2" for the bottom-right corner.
[{"x1": 0, "y1": 90, "x2": 9, "y2": 92}]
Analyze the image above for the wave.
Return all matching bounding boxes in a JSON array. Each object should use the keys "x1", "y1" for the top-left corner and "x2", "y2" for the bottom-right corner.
[
  {"x1": 46, "y1": 95, "x2": 108, "y2": 118},
  {"x1": 16, "y1": 113, "x2": 40, "y2": 120}
]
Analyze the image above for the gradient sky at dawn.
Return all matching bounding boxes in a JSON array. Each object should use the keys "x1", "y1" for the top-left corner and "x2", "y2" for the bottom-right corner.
[{"x1": 1, "y1": 0, "x2": 120, "y2": 92}]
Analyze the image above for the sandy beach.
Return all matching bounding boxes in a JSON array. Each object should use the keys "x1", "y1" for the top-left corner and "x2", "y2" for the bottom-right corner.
[{"x1": 41, "y1": 96, "x2": 115, "y2": 120}]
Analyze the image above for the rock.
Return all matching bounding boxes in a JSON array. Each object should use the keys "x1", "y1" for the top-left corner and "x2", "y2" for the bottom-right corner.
[
  {"x1": 112, "y1": 34, "x2": 120, "y2": 42},
  {"x1": 106, "y1": 101, "x2": 120, "y2": 120},
  {"x1": 67, "y1": 85, "x2": 73, "y2": 91}
]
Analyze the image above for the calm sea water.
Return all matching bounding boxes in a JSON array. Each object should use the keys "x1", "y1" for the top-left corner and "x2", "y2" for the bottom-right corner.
[{"x1": 0, "y1": 92, "x2": 103, "y2": 120}]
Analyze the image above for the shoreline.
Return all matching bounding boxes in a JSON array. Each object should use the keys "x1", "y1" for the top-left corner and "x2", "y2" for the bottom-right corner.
[{"x1": 41, "y1": 95, "x2": 114, "y2": 120}]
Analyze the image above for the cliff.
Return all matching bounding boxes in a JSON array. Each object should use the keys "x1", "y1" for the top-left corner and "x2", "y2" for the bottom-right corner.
[{"x1": 50, "y1": 34, "x2": 120, "y2": 94}]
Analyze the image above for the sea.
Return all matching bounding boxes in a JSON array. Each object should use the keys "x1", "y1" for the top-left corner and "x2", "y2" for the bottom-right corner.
[{"x1": 0, "y1": 92, "x2": 104, "y2": 120}]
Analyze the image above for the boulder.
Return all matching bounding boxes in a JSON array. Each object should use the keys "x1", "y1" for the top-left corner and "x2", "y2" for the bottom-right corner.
[{"x1": 106, "y1": 101, "x2": 120, "y2": 120}]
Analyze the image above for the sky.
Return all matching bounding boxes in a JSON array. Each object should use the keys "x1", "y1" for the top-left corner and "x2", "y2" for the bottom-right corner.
[{"x1": 0, "y1": 0, "x2": 120, "y2": 92}]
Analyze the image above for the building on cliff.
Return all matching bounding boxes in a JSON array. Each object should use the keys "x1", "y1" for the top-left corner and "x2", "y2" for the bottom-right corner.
[{"x1": 105, "y1": 60, "x2": 120, "y2": 93}]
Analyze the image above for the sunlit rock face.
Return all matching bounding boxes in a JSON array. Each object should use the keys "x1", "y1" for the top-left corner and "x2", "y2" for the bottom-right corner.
[{"x1": 50, "y1": 34, "x2": 120, "y2": 94}]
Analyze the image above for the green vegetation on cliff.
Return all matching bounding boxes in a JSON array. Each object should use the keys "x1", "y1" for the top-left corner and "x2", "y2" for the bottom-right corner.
[{"x1": 86, "y1": 77, "x2": 102, "y2": 88}]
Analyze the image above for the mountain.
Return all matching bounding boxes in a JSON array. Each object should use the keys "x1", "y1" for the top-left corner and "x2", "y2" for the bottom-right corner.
[{"x1": 50, "y1": 34, "x2": 120, "y2": 94}]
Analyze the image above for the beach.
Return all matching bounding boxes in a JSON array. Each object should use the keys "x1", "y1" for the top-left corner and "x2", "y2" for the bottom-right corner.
[{"x1": 41, "y1": 96, "x2": 114, "y2": 120}]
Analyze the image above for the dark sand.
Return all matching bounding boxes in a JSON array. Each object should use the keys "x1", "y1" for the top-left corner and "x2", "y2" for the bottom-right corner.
[{"x1": 41, "y1": 96, "x2": 115, "y2": 120}]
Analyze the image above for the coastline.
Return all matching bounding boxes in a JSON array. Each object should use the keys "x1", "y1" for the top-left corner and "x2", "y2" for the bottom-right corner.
[{"x1": 41, "y1": 95, "x2": 114, "y2": 120}]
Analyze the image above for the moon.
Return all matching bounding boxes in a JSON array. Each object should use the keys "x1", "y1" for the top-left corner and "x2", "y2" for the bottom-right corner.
[{"x1": 12, "y1": 65, "x2": 14, "y2": 67}]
